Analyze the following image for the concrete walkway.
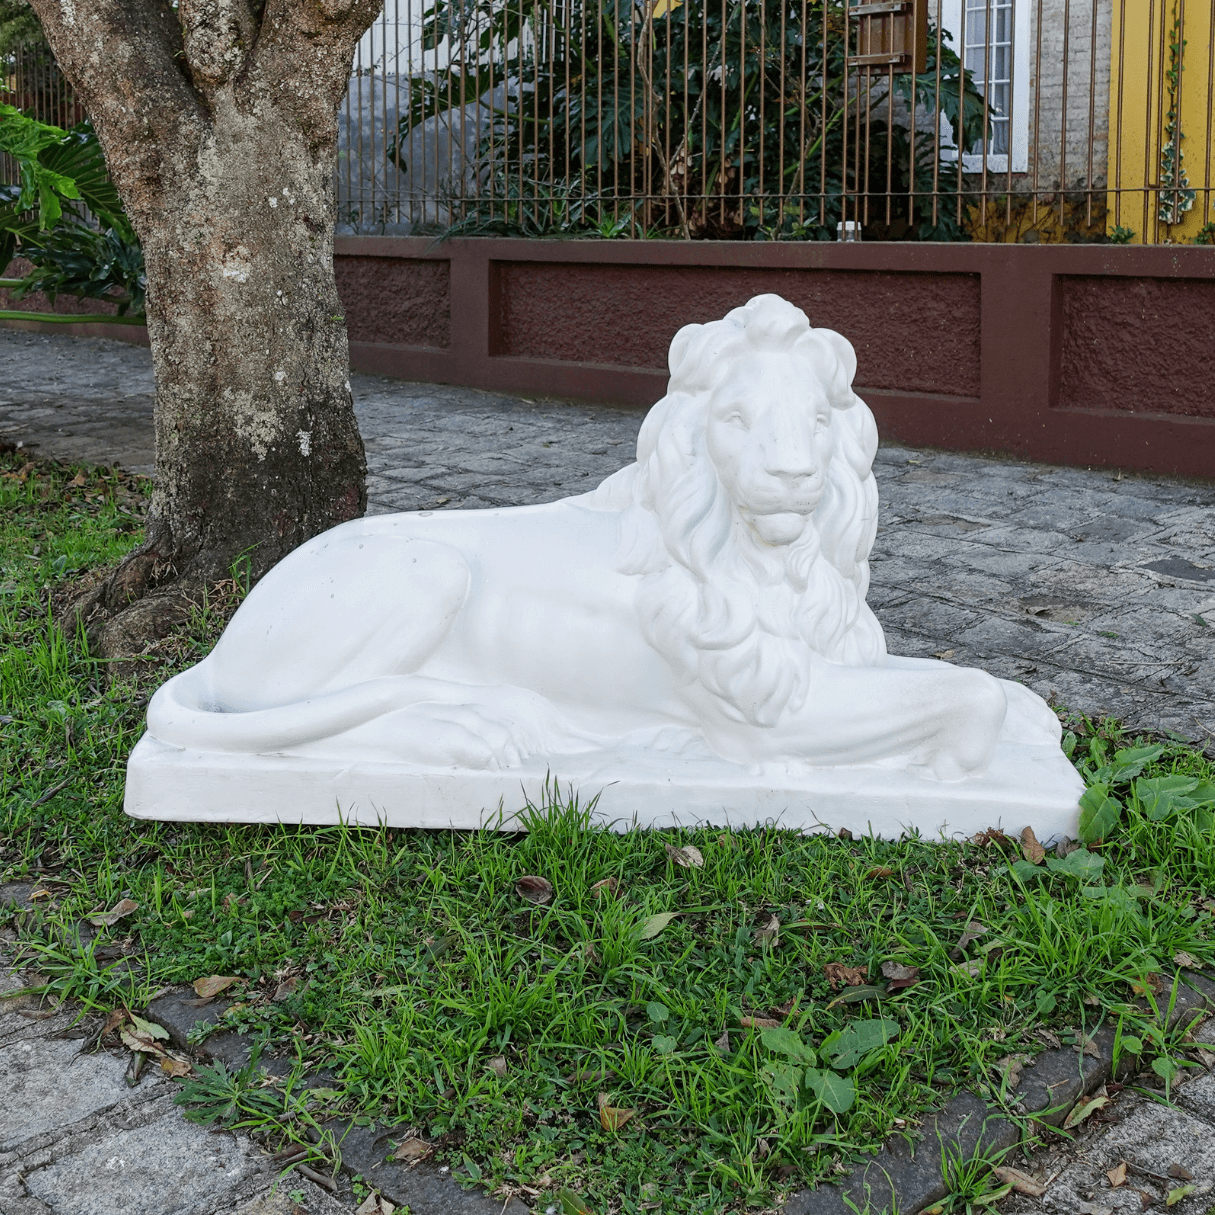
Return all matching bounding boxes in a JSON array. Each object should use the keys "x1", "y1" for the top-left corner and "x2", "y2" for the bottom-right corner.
[
  {"x1": 3, "y1": 328, "x2": 1215, "y2": 1215},
  {"x1": 2, "y1": 328, "x2": 1213, "y2": 744}
]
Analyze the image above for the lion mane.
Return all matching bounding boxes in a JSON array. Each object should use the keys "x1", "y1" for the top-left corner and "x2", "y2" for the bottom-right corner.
[{"x1": 592, "y1": 294, "x2": 887, "y2": 729}]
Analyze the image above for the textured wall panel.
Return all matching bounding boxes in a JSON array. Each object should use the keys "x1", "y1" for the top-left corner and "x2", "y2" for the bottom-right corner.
[
  {"x1": 1058, "y1": 276, "x2": 1215, "y2": 417},
  {"x1": 497, "y1": 263, "x2": 982, "y2": 397},
  {"x1": 336, "y1": 256, "x2": 451, "y2": 348}
]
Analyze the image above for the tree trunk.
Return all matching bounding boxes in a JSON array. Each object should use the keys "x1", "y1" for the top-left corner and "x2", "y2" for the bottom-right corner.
[{"x1": 28, "y1": 0, "x2": 381, "y2": 656}]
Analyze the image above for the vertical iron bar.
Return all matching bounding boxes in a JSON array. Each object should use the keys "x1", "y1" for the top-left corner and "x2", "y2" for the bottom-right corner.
[
  {"x1": 1004, "y1": 0, "x2": 1013, "y2": 230},
  {"x1": 1059, "y1": 0, "x2": 1070, "y2": 227},
  {"x1": 885, "y1": 61, "x2": 893, "y2": 224},
  {"x1": 759, "y1": 0, "x2": 767, "y2": 219},
  {"x1": 798, "y1": 0, "x2": 808, "y2": 223},
  {"x1": 1085, "y1": 0, "x2": 1097, "y2": 225},
  {"x1": 739, "y1": 0, "x2": 747, "y2": 229},
  {"x1": 908, "y1": 10, "x2": 917, "y2": 232},
  {"x1": 1205, "y1": 0, "x2": 1214, "y2": 224},
  {"x1": 780, "y1": 0, "x2": 787, "y2": 221},
  {"x1": 956, "y1": 0, "x2": 965, "y2": 224},
  {"x1": 1032, "y1": 0, "x2": 1043, "y2": 221},
  {"x1": 932, "y1": 0, "x2": 943, "y2": 226},
  {"x1": 1113, "y1": 0, "x2": 1126, "y2": 229},
  {"x1": 820, "y1": 0, "x2": 829, "y2": 225},
  {"x1": 862, "y1": 65, "x2": 872, "y2": 227},
  {"x1": 980, "y1": 0, "x2": 991, "y2": 233},
  {"x1": 842, "y1": 0, "x2": 850, "y2": 227},
  {"x1": 1142, "y1": 0, "x2": 1157, "y2": 239}
]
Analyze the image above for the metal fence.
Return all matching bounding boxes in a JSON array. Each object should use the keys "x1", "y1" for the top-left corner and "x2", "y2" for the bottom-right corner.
[
  {"x1": 1, "y1": 41, "x2": 86, "y2": 199},
  {"x1": 339, "y1": 0, "x2": 1215, "y2": 243},
  {"x1": 4, "y1": 3, "x2": 1212, "y2": 245}
]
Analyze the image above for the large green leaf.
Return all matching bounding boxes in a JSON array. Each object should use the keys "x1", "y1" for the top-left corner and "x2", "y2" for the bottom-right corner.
[
  {"x1": 1046, "y1": 847, "x2": 1106, "y2": 881},
  {"x1": 823, "y1": 1018, "x2": 900, "y2": 1070},
  {"x1": 805, "y1": 1068, "x2": 856, "y2": 1114},
  {"x1": 1078, "y1": 784, "x2": 1123, "y2": 845},
  {"x1": 760, "y1": 1026, "x2": 816, "y2": 1065}
]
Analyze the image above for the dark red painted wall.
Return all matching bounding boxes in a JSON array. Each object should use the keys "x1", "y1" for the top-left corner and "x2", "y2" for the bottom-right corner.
[
  {"x1": 1057, "y1": 276, "x2": 1215, "y2": 418},
  {"x1": 333, "y1": 256, "x2": 451, "y2": 348},
  {"x1": 496, "y1": 263, "x2": 981, "y2": 397},
  {"x1": 7, "y1": 238, "x2": 1215, "y2": 476}
]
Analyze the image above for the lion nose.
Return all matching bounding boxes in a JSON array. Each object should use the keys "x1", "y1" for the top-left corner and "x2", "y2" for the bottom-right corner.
[{"x1": 764, "y1": 444, "x2": 817, "y2": 481}]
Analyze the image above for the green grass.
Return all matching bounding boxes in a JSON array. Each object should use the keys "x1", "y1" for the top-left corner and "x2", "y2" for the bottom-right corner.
[{"x1": 3, "y1": 448, "x2": 1214, "y2": 1215}]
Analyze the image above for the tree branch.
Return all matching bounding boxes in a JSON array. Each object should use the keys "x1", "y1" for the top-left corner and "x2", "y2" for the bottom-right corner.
[
  {"x1": 26, "y1": 0, "x2": 205, "y2": 207},
  {"x1": 178, "y1": 0, "x2": 259, "y2": 90}
]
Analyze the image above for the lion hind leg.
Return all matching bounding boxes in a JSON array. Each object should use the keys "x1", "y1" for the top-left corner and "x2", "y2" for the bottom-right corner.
[{"x1": 206, "y1": 532, "x2": 470, "y2": 711}]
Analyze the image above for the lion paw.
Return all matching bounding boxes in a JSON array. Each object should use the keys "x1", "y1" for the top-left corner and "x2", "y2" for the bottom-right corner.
[{"x1": 398, "y1": 702, "x2": 535, "y2": 770}]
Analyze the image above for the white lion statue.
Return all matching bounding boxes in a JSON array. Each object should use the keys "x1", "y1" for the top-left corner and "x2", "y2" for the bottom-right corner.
[{"x1": 144, "y1": 293, "x2": 1060, "y2": 788}]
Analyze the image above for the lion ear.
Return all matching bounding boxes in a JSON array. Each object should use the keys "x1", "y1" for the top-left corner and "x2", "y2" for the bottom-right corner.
[
  {"x1": 667, "y1": 322, "x2": 703, "y2": 380},
  {"x1": 812, "y1": 328, "x2": 859, "y2": 393}
]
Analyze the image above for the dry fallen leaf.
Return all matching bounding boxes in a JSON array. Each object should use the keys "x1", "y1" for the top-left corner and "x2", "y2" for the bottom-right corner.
[
  {"x1": 597, "y1": 1091, "x2": 636, "y2": 1131},
  {"x1": 950, "y1": 921, "x2": 987, "y2": 959},
  {"x1": 193, "y1": 975, "x2": 241, "y2": 1000},
  {"x1": 487, "y1": 1055, "x2": 508, "y2": 1078},
  {"x1": 823, "y1": 962, "x2": 867, "y2": 990},
  {"x1": 1107, "y1": 1162, "x2": 1128, "y2": 1188},
  {"x1": 1020, "y1": 826, "x2": 1046, "y2": 865},
  {"x1": 88, "y1": 898, "x2": 139, "y2": 928},
  {"x1": 739, "y1": 1015, "x2": 780, "y2": 1029},
  {"x1": 880, "y1": 961, "x2": 920, "y2": 993},
  {"x1": 1063, "y1": 1093, "x2": 1110, "y2": 1129},
  {"x1": 1167, "y1": 1164, "x2": 1195, "y2": 1181},
  {"x1": 354, "y1": 1192, "x2": 395, "y2": 1215},
  {"x1": 971, "y1": 828, "x2": 1013, "y2": 848},
  {"x1": 865, "y1": 866, "x2": 895, "y2": 880},
  {"x1": 515, "y1": 875, "x2": 554, "y2": 904},
  {"x1": 755, "y1": 915, "x2": 780, "y2": 949},
  {"x1": 590, "y1": 877, "x2": 618, "y2": 897},
  {"x1": 272, "y1": 976, "x2": 299, "y2": 1001},
  {"x1": 1173, "y1": 950, "x2": 1197, "y2": 968},
  {"x1": 664, "y1": 843, "x2": 704, "y2": 869},
  {"x1": 952, "y1": 960, "x2": 982, "y2": 978},
  {"x1": 1131, "y1": 973, "x2": 1164, "y2": 997},
  {"x1": 160, "y1": 1057, "x2": 192, "y2": 1078},
  {"x1": 714, "y1": 1030, "x2": 731, "y2": 1052},
  {"x1": 392, "y1": 1137, "x2": 432, "y2": 1164},
  {"x1": 933, "y1": 649, "x2": 955, "y2": 660},
  {"x1": 1076, "y1": 1034, "x2": 1102, "y2": 1058},
  {"x1": 995, "y1": 1054, "x2": 1026, "y2": 1089},
  {"x1": 992, "y1": 1166, "x2": 1049, "y2": 1197}
]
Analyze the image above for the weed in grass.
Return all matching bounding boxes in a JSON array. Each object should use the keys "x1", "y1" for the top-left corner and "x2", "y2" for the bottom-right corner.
[{"x1": 2, "y1": 448, "x2": 1214, "y2": 1213}]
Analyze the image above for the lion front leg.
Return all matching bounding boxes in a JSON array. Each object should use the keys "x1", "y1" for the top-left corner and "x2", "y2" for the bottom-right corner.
[{"x1": 701, "y1": 658, "x2": 1008, "y2": 779}]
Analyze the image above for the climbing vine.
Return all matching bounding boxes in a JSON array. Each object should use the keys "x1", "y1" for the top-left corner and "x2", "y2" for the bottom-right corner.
[{"x1": 1157, "y1": 0, "x2": 1196, "y2": 227}]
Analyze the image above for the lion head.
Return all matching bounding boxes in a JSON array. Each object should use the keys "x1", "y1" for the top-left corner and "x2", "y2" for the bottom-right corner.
[{"x1": 593, "y1": 294, "x2": 887, "y2": 728}]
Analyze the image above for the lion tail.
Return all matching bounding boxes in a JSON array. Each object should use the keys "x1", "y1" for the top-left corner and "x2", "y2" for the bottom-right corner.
[{"x1": 145, "y1": 663, "x2": 421, "y2": 754}]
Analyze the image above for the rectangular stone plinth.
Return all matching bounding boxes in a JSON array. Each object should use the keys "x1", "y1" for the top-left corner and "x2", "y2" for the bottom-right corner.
[{"x1": 124, "y1": 735, "x2": 1082, "y2": 841}]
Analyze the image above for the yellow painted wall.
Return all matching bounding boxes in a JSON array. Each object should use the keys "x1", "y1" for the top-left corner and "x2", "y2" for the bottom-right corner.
[{"x1": 1106, "y1": 0, "x2": 1215, "y2": 242}]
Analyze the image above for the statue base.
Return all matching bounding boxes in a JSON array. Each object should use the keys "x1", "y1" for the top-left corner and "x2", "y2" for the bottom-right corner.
[{"x1": 124, "y1": 732, "x2": 1083, "y2": 841}]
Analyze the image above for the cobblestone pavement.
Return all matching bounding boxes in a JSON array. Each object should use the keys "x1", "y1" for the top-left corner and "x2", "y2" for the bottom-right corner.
[
  {"x1": 3, "y1": 328, "x2": 1213, "y2": 744},
  {"x1": 3, "y1": 328, "x2": 1215, "y2": 1215}
]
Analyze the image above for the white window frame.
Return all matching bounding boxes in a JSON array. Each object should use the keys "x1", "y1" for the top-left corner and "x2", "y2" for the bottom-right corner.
[{"x1": 936, "y1": 0, "x2": 1030, "y2": 173}]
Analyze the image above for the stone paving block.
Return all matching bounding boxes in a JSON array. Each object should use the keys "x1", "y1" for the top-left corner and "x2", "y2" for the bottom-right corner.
[
  {"x1": 22, "y1": 1111, "x2": 271, "y2": 1215},
  {"x1": 319, "y1": 1121, "x2": 528, "y2": 1215},
  {"x1": 217, "y1": 1176, "x2": 351, "y2": 1215},
  {"x1": 0, "y1": 1037, "x2": 146, "y2": 1153},
  {"x1": 1031, "y1": 1101, "x2": 1215, "y2": 1213}
]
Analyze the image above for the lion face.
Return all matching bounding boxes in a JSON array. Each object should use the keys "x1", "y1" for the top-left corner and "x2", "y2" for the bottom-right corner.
[{"x1": 704, "y1": 351, "x2": 832, "y2": 547}]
